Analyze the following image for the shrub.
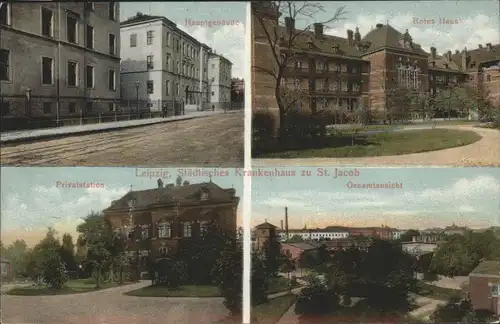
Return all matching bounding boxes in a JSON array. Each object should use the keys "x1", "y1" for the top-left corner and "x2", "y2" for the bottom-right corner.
[
  {"x1": 283, "y1": 110, "x2": 333, "y2": 140},
  {"x1": 253, "y1": 110, "x2": 276, "y2": 140},
  {"x1": 155, "y1": 258, "x2": 187, "y2": 289},
  {"x1": 40, "y1": 251, "x2": 68, "y2": 289},
  {"x1": 295, "y1": 284, "x2": 339, "y2": 315}
]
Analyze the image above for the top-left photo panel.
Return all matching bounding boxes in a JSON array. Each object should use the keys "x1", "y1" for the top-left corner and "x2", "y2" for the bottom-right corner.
[{"x1": 0, "y1": 1, "x2": 245, "y2": 167}]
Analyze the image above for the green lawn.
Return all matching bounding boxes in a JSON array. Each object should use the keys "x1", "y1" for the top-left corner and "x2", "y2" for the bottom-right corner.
[
  {"x1": 257, "y1": 129, "x2": 481, "y2": 159},
  {"x1": 6, "y1": 279, "x2": 126, "y2": 296},
  {"x1": 124, "y1": 284, "x2": 221, "y2": 297},
  {"x1": 252, "y1": 293, "x2": 297, "y2": 324},
  {"x1": 268, "y1": 277, "x2": 302, "y2": 294},
  {"x1": 416, "y1": 281, "x2": 463, "y2": 301}
]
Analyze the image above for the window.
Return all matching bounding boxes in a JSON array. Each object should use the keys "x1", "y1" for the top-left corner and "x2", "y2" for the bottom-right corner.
[
  {"x1": 352, "y1": 83, "x2": 360, "y2": 92},
  {"x1": 211, "y1": 64, "x2": 215, "y2": 69},
  {"x1": 41, "y1": 8, "x2": 53, "y2": 37},
  {"x1": 68, "y1": 102, "x2": 76, "y2": 113},
  {"x1": 294, "y1": 79, "x2": 301, "y2": 90},
  {"x1": 165, "y1": 54, "x2": 170, "y2": 70},
  {"x1": 183, "y1": 222, "x2": 192, "y2": 238},
  {"x1": 130, "y1": 33, "x2": 137, "y2": 47},
  {"x1": 147, "y1": 80, "x2": 154, "y2": 94},
  {"x1": 106, "y1": 69, "x2": 116, "y2": 91},
  {"x1": 85, "y1": 65, "x2": 94, "y2": 88},
  {"x1": 41, "y1": 57, "x2": 53, "y2": 85},
  {"x1": 158, "y1": 222, "x2": 171, "y2": 238},
  {"x1": 66, "y1": 14, "x2": 78, "y2": 43},
  {"x1": 211, "y1": 91, "x2": 214, "y2": 96},
  {"x1": 146, "y1": 30, "x2": 154, "y2": 45},
  {"x1": 43, "y1": 102, "x2": 52, "y2": 114},
  {"x1": 492, "y1": 284, "x2": 499, "y2": 297},
  {"x1": 486, "y1": 74, "x2": 491, "y2": 82},
  {"x1": 352, "y1": 67, "x2": 358, "y2": 73},
  {"x1": 1, "y1": 100, "x2": 10, "y2": 116},
  {"x1": 141, "y1": 227, "x2": 149, "y2": 240},
  {"x1": 86, "y1": 25, "x2": 94, "y2": 49},
  {"x1": 0, "y1": 3, "x2": 10, "y2": 26},
  {"x1": 108, "y1": 2, "x2": 115, "y2": 20},
  {"x1": 85, "y1": 102, "x2": 93, "y2": 112},
  {"x1": 165, "y1": 80, "x2": 170, "y2": 95},
  {"x1": 341, "y1": 64, "x2": 348, "y2": 72},
  {"x1": 175, "y1": 83, "x2": 179, "y2": 96},
  {"x1": 176, "y1": 62, "x2": 180, "y2": 74},
  {"x1": 200, "y1": 221, "x2": 210, "y2": 235},
  {"x1": 67, "y1": 61, "x2": 78, "y2": 86},
  {"x1": 108, "y1": 103, "x2": 115, "y2": 112},
  {"x1": 201, "y1": 191, "x2": 209, "y2": 200},
  {"x1": 146, "y1": 55, "x2": 154, "y2": 70},
  {"x1": 333, "y1": 64, "x2": 340, "y2": 72},
  {"x1": 108, "y1": 34, "x2": 116, "y2": 55},
  {"x1": 84, "y1": 2, "x2": 93, "y2": 10},
  {"x1": 166, "y1": 32, "x2": 171, "y2": 46}
]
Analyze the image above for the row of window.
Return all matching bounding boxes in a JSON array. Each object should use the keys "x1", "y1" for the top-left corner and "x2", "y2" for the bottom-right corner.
[
  {"x1": 144, "y1": 80, "x2": 217, "y2": 97},
  {"x1": 294, "y1": 61, "x2": 359, "y2": 74},
  {"x1": 284, "y1": 78, "x2": 361, "y2": 93},
  {"x1": 147, "y1": 54, "x2": 200, "y2": 78},
  {"x1": 132, "y1": 221, "x2": 210, "y2": 239}
]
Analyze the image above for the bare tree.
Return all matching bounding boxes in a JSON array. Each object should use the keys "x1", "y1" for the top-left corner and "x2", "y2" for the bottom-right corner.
[{"x1": 252, "y1": 0, "x2": 347, "y2": 139}]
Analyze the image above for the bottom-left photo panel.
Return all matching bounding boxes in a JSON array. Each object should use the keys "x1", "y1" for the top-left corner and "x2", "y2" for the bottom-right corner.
[{"x1": 1, "y1": 167, "x2": 244, "y2": 324}]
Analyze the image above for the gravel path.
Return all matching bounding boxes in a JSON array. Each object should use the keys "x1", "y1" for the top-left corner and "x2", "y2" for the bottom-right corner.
[
  {"x1": 253, "y1": 125, "x2": 500, "y2": 167},
  {"x1": 2, "y1": 281, "x2": 228, "y2": 324}
]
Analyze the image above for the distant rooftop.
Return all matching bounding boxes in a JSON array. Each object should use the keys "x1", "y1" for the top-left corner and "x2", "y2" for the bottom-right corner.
[{"x1": 470, "y1": 260, "x2": 500, "y2": 277}]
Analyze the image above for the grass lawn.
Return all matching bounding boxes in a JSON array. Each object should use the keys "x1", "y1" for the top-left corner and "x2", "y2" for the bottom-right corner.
[
  {"x1": 256, "y1": 129, "x2": 481, "y2": 158},
  {"x1": 6, "y1": 279, "x2": 126, "y2": 296},
  {"x1": 124, "y1": 284, "x2": 221, "y2": 297},
  {"x1": 252, "y1": 293, "x2": 297, "y2": 324},
  {"x1": 268, "y1": 277, "x2": 302, "y2": 294},
  {"x1": 416, "y1": 281, "x2": 463, "y2": 301}
]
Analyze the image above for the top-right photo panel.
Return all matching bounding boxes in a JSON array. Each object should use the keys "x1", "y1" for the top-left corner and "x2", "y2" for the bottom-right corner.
[{"x1": 251, "y1": 0, "x2": 500, "y2": 167}]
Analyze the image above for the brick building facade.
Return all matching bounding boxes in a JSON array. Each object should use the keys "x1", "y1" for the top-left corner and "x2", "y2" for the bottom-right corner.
[
  {"x1": 469, "y1": 261, "x2": 500, "y2": 317},
  {"x1": 103, "y1": 179, "x2": 239, "y2": 271},
  {"x1": 251, "y1": 2, "x2": 500, "y2": 121}
]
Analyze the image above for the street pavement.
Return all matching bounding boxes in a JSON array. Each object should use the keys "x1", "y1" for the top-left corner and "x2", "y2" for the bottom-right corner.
[
  {"x1": 0, "y1": 111, "x2": 243, "y2": 167},
  {"x1": 254, "y1": 125, "x2": 500, "y2": 166},
  {"x1": 1, "y1": 281, "x2": 228, "y2": 324}
]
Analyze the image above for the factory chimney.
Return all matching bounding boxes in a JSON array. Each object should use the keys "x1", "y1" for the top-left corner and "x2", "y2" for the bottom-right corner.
[{"x1": 285, "y1": 207, "x2": 289, "y2": 240}]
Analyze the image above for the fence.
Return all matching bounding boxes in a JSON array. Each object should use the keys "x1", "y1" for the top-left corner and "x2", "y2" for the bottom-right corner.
[{"x1": 0, "y1": 96, "x2": 185, "y2": 132}]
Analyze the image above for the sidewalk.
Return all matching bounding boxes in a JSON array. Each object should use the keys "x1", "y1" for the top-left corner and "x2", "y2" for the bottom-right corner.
[{"x1": 1, "y1": 110, "x2": 239, "y2": 144}]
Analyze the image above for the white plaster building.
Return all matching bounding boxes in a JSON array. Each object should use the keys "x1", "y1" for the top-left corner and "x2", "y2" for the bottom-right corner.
[
  {"x1": 277, "y1": 228, "x2": 350, "y2": 242},
  {"x1": 0, "y1": 2, "x2": 121, "y2": 123},
  {"x1": 120, "y1": 13, "x2": 232, "y2": 113},
  {"x1": 208, "y1": 53, "x2": 232, "y2": 110}
]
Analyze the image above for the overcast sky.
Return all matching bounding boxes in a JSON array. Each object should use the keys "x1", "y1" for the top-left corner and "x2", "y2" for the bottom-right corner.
[
  {"x1": 120, "y1": 2, "x2": 246, "y2": 78},
  {"x1": 1, "y1": 168, "x2": 243, "y2": 246},
  {"x1": 252, "y1": 167, "x2": 500, "y2": 230},
  {"x1": 289, "y1": 0, "x2": 499, "y2": 54}
]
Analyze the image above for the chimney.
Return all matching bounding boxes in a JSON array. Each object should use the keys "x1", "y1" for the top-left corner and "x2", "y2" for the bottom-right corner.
[
  {"x1": 376, "y1": 23, "x2": 383, "y2": 28},
  {"x1": 285, "y1": 207, "x2": 289, "y2": 239},
  {"x1": 347, "y1": 29, "x2": 354, "y2": 45},
  {"x1": 462, "y1": 47, "x2": 468, "y2": 70},
  {"x1": 486, "y1": 43, "x2": 492, "y2": 51},
  {"x1": 354, "y1": 27, "x2": 361, "y2": 42},
  {"x1": 446, "y1": 50, "x2": 452, "y2": 61},
  {"x1": 332, "y1": 44, "x2": 340, "y2": 54},
  {"x1": 478, "y1": 44, "x2": 483, "y2": 49},
  {"x1": 281, "y1": 220, "x2": 284, "y2": 230},
  {"x1": 430, "y1": 47, "x2": 436, "y2": 60},
  {"x1": 313, "y1": 23, "x2": 323, "y2": 38},
  {"x1": 284, "y1": 17, "x2": 295, "y2": 34}
]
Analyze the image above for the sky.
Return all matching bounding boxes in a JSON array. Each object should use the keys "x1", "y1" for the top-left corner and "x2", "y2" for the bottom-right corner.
[
  {"x1": 280, "y1": 0, "x2": 499, "y2": 54},
  {"x1": 120, "y1": 2, "x2": 246, "y2": 78},
  {"x1": 0, "y1": 168, "x2": 243, "y2": 247},
  {"x1": 252, "y1": 167, "x2": 500, "y2": 230}
]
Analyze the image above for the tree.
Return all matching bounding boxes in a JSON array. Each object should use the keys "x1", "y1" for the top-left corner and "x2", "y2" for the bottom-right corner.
[
  {"x1": 155, "y1": 257, "x2": 187, "y2": 289},
  {"x1": 38, "y1": 249, "x2": 68, "y2": 289},
  {"x1": 399, "y1": 229, "x2": 420, "y2": 242},
  {"x1": 261, "y1": 239, "x2": 283, "y2": 277},
  {"x1": 212, "y1": 238, "x2": 243, "y2": 316},
  {"x1": 251, "y1": 0, "x2": 346, "y2": 140},
  {"x1": 2, "y1": 239, "x2": 31, "y2": 279},
  {"x1": 251, "y1": 253, "x2": 269, "y2": 305},
  {"x1": 59, "y1": 233, "x2": 76, "y2": 272},
  {"x1": 280, "y1": 250, "x2": 296, "y2": 290},
  {"x1": 429, "y1": 297, "x2": 491, "y2": 324}
]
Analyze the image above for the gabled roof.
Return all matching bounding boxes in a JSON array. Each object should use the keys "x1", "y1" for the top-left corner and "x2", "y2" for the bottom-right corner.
[
  {"x1": 453, "y1": 44, "x2": 500, "y2": 71},
  {"x1": 103, "y1": 182, "x2": 237, "y2": 212},
  {"x1": 470, "y1": 260, "x2": 500, "y2": 276},
  {"x1": 360, "y1": 24, "x2": 427, "y2": 56}
]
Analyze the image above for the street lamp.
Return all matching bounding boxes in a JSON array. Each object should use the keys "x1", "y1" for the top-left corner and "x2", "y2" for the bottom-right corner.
[
  {"x1": 134, "y1": 81, "x2": 140, "y2": 116},
  {"x1": 25, "y1": 88, "x2": 32, "y2": 119}
]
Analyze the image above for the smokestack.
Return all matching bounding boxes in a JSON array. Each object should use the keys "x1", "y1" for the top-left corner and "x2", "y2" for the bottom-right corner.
[
  {"x1": 285, "y1": 207, "x2": 289, "y2": 240},
  {"x1": 281, "y1": 220, "x2": 283, "y2": 230},
  {"x1": 347, "y1": 29, "x2": 354, "y2": 46}
]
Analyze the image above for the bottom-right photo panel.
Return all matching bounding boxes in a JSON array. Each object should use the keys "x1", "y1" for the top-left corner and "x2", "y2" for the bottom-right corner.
[{"x1": 250, "y1": 167, "x2": 500, "y2": 324}]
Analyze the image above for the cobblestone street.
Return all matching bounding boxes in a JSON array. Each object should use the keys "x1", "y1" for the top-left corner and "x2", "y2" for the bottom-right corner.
[
  {"x1": 1, "y1": 282, "x2": 228, "y2": 324},
  {"x1": 0, "y1": 112, "x2": 243, "y2": 167}
]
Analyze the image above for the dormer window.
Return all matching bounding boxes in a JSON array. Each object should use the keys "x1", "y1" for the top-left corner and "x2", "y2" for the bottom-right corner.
[{"x1": 201, "y1": 190, "x2": 209, "y2": 200}]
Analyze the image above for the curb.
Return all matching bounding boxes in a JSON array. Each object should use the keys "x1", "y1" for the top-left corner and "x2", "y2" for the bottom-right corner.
[{"x1": 1, "y1": 111, "x2": 240, "y2": 145}]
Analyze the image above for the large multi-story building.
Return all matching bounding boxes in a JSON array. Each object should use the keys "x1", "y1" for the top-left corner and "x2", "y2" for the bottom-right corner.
[
  {"x1": 469, "y1": 260, "x2": 500, "y2": 317},
  {"x1": 120, "y1": 13, "x2": 232, "y2": 112},
  {"x1": 0, "y1": 2, "x2": 121, "y2": 123},
  {"x1": 103, "y1": 178, "x2": 239, "y2": 271},
  {"x1": 208, "y1": 53, "x2": 232, "y2": 110},
  {"x1": 251, "y1": 2, "x2": 500, "y2": 120}
]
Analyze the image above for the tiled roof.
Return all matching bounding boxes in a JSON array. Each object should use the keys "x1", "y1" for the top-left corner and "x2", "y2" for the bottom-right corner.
[
  {"x1": 470, "y1": 260, "x2": 500, "y2": 276},
  {"x1": 361, "y1": 24, "x2": 427, "y2": 56},
  {"x1": 255, "y1": 221, "x2": 278, "y2": 229},
  {"x1": 121, "y1": 14, "x2": 164, "y2": 26},
  {"x1": 454, "y1": 44, "x2": 500, "y2": 71},
  {"x1": 103, "y1": 182, "x2": 237, "y2": 211}
]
